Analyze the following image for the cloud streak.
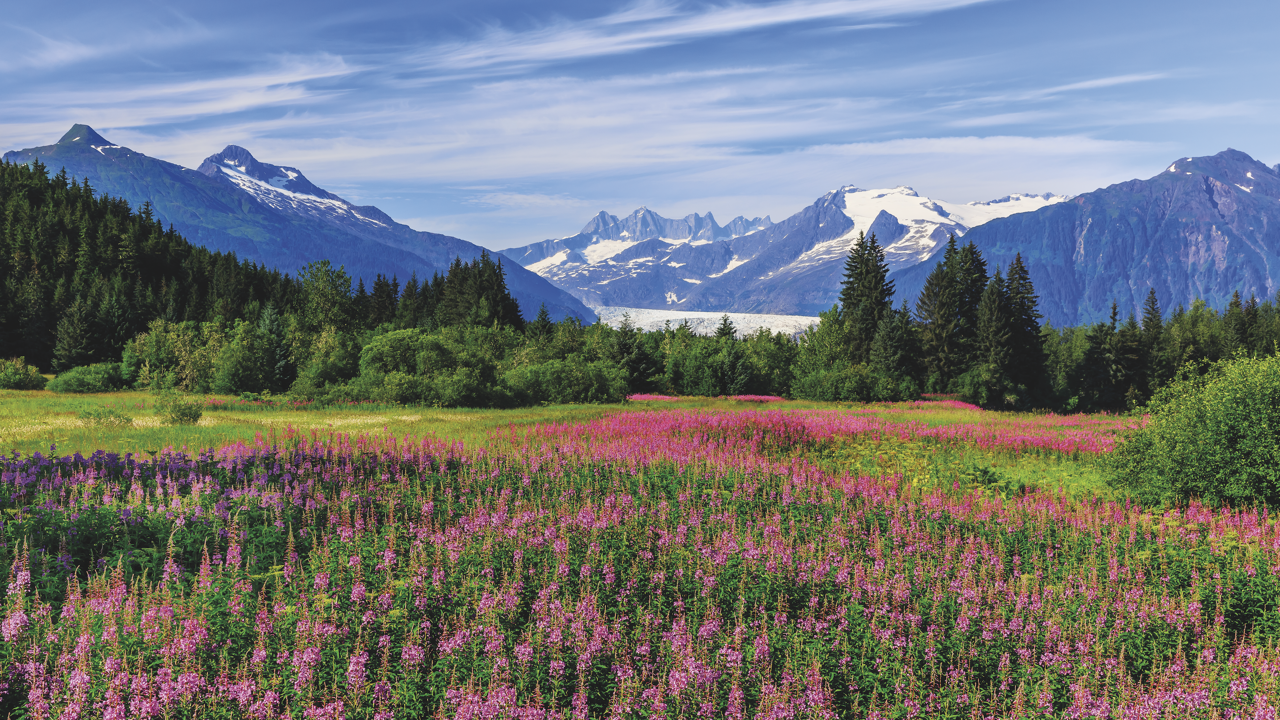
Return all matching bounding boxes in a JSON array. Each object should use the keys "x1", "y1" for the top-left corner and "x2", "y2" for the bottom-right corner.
[{"x1": 419, "y1": 0, "x2": 996, "y2": 72}]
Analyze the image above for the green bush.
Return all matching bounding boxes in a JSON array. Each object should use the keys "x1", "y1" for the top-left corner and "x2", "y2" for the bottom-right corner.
[
  {"x1": 1111, "y1": 354, "x2": 1280, "y2": 507},
  {"x1": 955, "y1": 363, "x2": 1021, "y2": 409},
  {"x1": 504, "y1": 357, "x2": 628, "y2": 405},
  {"x1": 154, "y1": 390, "x2": 204, "y2": 426},
  {"x1": 791, "y1": 364, "x2": 915, "y2": 402},
  {"x1": 0, "y1": 357, "x2": 47, "y2": 390},
  {"x1": 46, "y1": 363, "x2": 129, "y2": 393},
  {"x1": 78, "y1": 407, "x2": 134, "y2": 427}
]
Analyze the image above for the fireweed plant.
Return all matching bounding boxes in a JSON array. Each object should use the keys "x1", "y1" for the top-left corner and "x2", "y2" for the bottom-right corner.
[{"x1": 0, "y1": 408, "x2": 1277, "y2": 719}]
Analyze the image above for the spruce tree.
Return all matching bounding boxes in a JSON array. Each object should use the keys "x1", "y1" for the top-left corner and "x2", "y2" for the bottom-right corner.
[
  {"x1": 1004, "y1": 254, "x2": 1046, "y2": 394},
  {"x1": 976, "y1": 270, "x2": 1012, "y2": 371},
  {"x1": 714, "y1": 314, "x2": 737, "y2": 340},
  {"x1": 838, "y1": 231, "x2": 894, "y2": 364},
  {"x1": 953, "y1": 240, "x2": 989, "y2": 366},
  {"x1": 869, "y1": 301, "x2": 922, "y2": 394},
  {"x1": 529, "y1": 303, "x2": 554, "y2": 339},
  {"x1": 915, "y1": 237, "x2": 961, "y2": 389},
  {"x1": 53, "y1": 295, "x2": 94, "y2": 372}
]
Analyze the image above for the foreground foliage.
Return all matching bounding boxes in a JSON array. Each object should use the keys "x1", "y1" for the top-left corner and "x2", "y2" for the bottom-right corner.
[
  {"x1": 0, "y1": 407, "x2": 1277, "y2": 718},
  {"x1": 1113, "y1": 353, "x2": 1280, "y2": 508}
]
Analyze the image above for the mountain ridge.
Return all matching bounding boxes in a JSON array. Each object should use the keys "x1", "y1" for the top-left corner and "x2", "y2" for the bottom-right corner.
[
  {"x1": 889, "y1": 148, "x2": 1280, "y2": 325},
  {"x1": 502, "y1": 186, "x2": 1065, "y2": 314},
  {"x1": 3, "y1": 126, "x2": 594, "y2": 323}
]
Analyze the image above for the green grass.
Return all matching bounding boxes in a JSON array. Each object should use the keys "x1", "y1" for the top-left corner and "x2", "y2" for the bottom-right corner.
[
  {"x1": 0, "y1": 389, "x2": 1117, "y2": 500},
  {"x1": 0, "y1": 391, "x2": 791, "y2": 457},
  {"x1": 813, "y1": 432, "x2": 1115, "y2": 499}
]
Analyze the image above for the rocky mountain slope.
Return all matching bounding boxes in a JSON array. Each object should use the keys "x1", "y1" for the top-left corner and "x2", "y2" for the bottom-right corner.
[
  {"x1": 503, "y1": 187, "x2": 1063, "y2": 315},
  {"x1": 890, "y1": 149, "x2": 1280, "y2": 325},
  {"x1": 4, "y1": 125, "x2": 594, "y2": 322}
]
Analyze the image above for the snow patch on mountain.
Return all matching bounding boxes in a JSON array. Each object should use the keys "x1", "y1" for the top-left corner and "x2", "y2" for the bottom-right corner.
[{"x1": 209, "y1": 158, "x2": 389, "y2": 229}]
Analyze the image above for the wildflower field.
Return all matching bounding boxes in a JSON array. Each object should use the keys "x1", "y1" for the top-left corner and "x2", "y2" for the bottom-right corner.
[{"x1": 2, "y1": 396, "x2": 1279, "y2": 719}]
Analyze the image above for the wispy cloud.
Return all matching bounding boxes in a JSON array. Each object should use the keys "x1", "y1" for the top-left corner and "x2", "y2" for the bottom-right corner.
[
  {"x1": 0, "y1": 14, "x2": 211, "y2": 72},
  {"x1": 471, "y1": 192, "x2": 596, "y2": 212},
  {"x1": 418, "y1": 0, "x2": 996, "y2": 72},
  {"x1": 0, "y1": 54, "x2": 356, "y2": 149}
]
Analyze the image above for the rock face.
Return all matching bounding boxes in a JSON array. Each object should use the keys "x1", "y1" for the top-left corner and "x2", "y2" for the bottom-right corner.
[
  {"x1": 890, "y1": 149, "x2": 1280, "y2": 326},
  {"x1": 502, "y1": 187, "x2": 1063, "y2": 316},
  {"x1": 3, "y1": 125, "x2": 595, "y2": 322}
]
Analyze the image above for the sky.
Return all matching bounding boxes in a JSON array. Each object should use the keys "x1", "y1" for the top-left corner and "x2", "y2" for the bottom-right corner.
[{"x1": 2, "y1": 0, "x2": 1277, "y2": 249}]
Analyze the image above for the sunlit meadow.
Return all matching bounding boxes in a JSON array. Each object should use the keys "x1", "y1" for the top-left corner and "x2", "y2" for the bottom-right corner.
[{"x1": 2, "y1": 394, "x2": 1277, "y2": 719}]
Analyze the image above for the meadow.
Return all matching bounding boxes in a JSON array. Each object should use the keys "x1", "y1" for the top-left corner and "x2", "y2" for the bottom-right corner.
[{"x1": 1, "y1": 391, "x2": 1275, "y2": 719}]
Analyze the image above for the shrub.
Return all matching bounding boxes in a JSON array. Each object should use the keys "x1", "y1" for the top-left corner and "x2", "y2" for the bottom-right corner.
[
  {"x1": 1111, "y1": 354, "x2": 1280, "y2": 507},
  {"x1": 46, "y1": 363, "x2": 129, "y2": 393},
  {"x1": 0, "y1": 357, "x2": 47, "y2": 390},
  {"x1": 78, "y1": 407, "x2": 134, "y2": 427},
  {"x1": 154, "y1": 390, "x2": 204, "y2": 426},
  {"x1": 504, "y1": 358, "x2": 628, "y2": 405},
  {"x1": 790, "y1": 364, "x2": 919, "y2": 402}
]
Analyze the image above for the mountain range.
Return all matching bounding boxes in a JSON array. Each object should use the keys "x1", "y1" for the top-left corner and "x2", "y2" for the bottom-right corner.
[
  {"x1": 2, "y1": 125, "x2": 594, "y2": 322},
  {"x1": 889, "y1": 149, "x2": 1280, "y2": 325},
  {"x1": 501, "y1": 187, "x2": 1064, "y2": 316},
  {"x1": 9, "y1": 126, "x2": 1280, "y2": 329}
]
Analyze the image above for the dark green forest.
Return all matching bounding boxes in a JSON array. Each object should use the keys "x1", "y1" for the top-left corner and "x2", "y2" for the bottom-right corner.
[{"x1": 4, "y1": 158, "x2": 1279, "y2": 410}]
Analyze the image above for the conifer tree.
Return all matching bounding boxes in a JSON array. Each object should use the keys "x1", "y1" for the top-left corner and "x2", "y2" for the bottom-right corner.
[
  {"x1": 714, "y1": 314, "x2": 737, "y2": 340},
  {"x1": 1004, "y1": 254, "x2": 1046, "y2": 394},
  {"x1": 838, "y1": 232, "x2": 894, "y2": 364},
  {"x1": 976, "y1": 270, "x2": 1012, "y2": 371},
  {"x1": 953, "y1": 240, "x2": 989, "y2": 365},
  {"x1": 528, "y1": 303, "x2": 554, "y2": 339},
  {"x1": 53, "y1": 295, "x2": 94, "y2": 371},
  {"x1": 869, "y1": 301, "x2": 922, "y2": 396},
  {"x1": 915, "y1": 237, "x2": 961, "y2": 389}
]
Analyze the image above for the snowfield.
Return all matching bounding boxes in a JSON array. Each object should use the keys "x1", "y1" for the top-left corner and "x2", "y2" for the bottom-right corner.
[{"x1": 594, "y1": 306, "x2": 818, "y2": 337}]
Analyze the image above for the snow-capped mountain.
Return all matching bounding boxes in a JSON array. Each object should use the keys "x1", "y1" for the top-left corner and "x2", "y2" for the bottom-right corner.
[
  {"x1": 842, "y1": 187, "x2": 1065, "y2": 269},
  {"x1": 197, "y1": 146, "x2": 398, "y2": 232},
  {"x1": 891, "y1": 149, "x2": 1280, "y2": 325},
  {"x1": 501, "y1": 187, "x2": 1064, "y2": 315},
  {"x1": 3, "y1": 126, "x2": 594, "y2": 322}
]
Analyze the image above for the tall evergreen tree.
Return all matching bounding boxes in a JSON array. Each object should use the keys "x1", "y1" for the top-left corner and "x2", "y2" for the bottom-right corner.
[
  {"x1": 953, "y1": 240, "x2": 989, "y2": 365},
  {"x1": 915, "y1": 237, "x2": 961, "y2": 390},
  {"x1": 976, "y1": 270, "x2": 1012, "y2": 371},
  {"x1": 838, "y1": 232, "x2": 894, "y2": 364},
  {"x1": 53, "y1": 295, "x2": 94, "y2": 371},
  {"x1": 1004, "y1": 254, "x2": 1046, "y2": 394},
  {"x1": 869, "y1": 301, "x2": 922, "y2": 396}
]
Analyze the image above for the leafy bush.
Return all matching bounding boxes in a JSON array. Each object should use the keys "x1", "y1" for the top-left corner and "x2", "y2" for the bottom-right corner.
[
  {"x1": 154, "y1": 390, "x2": 204, "y2": 426},
  {"x1": 0, "y1": 357, "x2": 47, "y2": 390},
  {"x1": 504, "y1": 357, "x2": 628, "y2": 405},
  {"x1": 77, "y1": 407, "x2": 134, "y2": 427},
  {"x1": 955, "y1": 363, "x2": 1021, "y2": 409},
  {"x1": 792, "y1": 364, "x2": 916, "y2": 403},
  {"x1": 1111, "y1": 354, "x2": 1280, "y2": 507},
  {"x1": 46, "y1": 363, "x2": 129, "y2": 393}
]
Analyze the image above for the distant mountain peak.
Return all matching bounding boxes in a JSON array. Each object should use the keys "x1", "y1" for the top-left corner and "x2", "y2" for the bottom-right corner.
[
  {"x1": 197, "y1": 146, "x2": 334, "y2": 201},
  {"x1": 57, "y1": 124, "x2": 110, "y2": 146}
]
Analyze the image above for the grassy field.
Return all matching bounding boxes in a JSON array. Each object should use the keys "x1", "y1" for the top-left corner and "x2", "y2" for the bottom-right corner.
[
  {"x1": 0, "y1": 389, "x2": 1125, "y2": 501},
  {"x1": 0, "y1": 391, "x2": 812, "y2": 457}
]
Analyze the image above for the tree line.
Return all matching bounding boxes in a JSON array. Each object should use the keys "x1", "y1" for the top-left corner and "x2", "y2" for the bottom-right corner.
[{"x1": 6, "y1": 157, "x2": 1280, "y2": 410}]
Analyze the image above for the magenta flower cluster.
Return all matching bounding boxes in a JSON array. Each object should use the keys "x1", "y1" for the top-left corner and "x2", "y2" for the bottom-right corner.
[{"x1": 0, "y1": 408, "x2": 1272, "y2": 719}]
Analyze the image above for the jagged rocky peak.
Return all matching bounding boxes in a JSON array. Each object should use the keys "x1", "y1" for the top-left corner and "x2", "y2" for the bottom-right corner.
[
  {"x1": 57, "y1": 124, "x2": 111, "y2": 146},
  {"x1": 197, "y1": 145, "x2": 333, "y2": 199},
  {"x1": 723, "y1": 215, "x2": 772, "y2": 237}
]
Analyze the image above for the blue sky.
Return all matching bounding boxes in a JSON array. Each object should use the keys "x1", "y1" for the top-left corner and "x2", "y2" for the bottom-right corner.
[{"x1": 2, "y1": 0, "x2": 1276, "y2": 248}]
